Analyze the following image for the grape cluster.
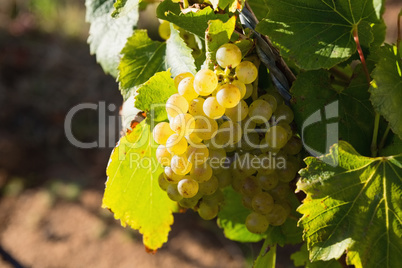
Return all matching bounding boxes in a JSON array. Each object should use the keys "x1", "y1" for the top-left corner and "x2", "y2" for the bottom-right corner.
[{"x1": 153, "y1": 43, "x2": 302, "y2": 231}]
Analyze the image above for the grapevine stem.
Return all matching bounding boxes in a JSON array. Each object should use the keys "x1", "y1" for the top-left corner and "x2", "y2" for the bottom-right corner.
[
  {"x1": 378, "y1": 125, "x2": 391, "y2": 152},
  {"x1": 397, "y1": 10, "x2": 401, "y2": 49},
  {"x1": 371, "y1": 113, "x2": 380, "y2": 157},
  {"x1": 353, "y1": 27, "x2": 370, "y2": 85}
]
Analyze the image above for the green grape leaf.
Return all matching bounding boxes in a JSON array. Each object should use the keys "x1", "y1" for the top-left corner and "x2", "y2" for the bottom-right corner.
[
  {"x1": 253, "y1": 240, "x2": 276, "y2": 268},
  {"x1": 85, "y1": 0, "x2": 139, "y2": 77},
  {"x1": 217, "y1": 187, "x2": 265, "y2": 242},
  {"x1": 112, "y1": 0, "x2": 138, "y2": 18},
  {"x1": 248, "y1": 0, "x2": 269, "y2": 21},
  {"x1": 166, "y1": 25, "x2": 197, "y2": 77},
  {"x1": 291, "y1": 68, "x2": 375, "y2": 156},
  {"x1": 156, "y1": 0, "x2": 229, "y2": 38},
  {"x1": 297, "y1": 141, "x2": 402, "y2": 267},
  {"x1": 290, "y1": 244, "x2": 342, "y2": 268},
  {"x1": 380, "y1": 134, "x2": 402, "y2": 157},
  {"x1": 118, "y1": 30, "x2": 166, "y2": 100},
  {"x1": 234, "y1": 39, "x2": 254, "y2": 58},
  {"x1": 370, "y1": 44, "x2": 402, "y2": 139},
  {"x1": 135, "y1": 70, "x2": 177, "y2": 122},
  {"x1": 205, "y1": 16, "x2": 237, "y2": 67},
  {"x1": 103, "y1": 120, "x2": 178, "y2": 251},
  {"x1": 255, "y1": 0, "x2": 384, "y2": 70}
]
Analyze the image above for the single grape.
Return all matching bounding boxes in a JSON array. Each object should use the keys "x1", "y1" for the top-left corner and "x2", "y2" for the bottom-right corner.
[
  {"x1": 166, "y1": 184, "x2": 183, "y2": 201},
  {"x1": 216, "y1": 84, "x2": 241, "y2": 108},
  {"x1": 216, "y1": 168, "x2": 232, "y2": 188},
  {"x1": 283, "y1": 136, "x2": 302, "y2": 155},
  {"x1": 158, "y1": 172, "x2": 170, "y2": 191},
  {"x1": 186, "y1": 143, "x2": 209, "y2": 165},
  {"x1": 208, "y1": 148, "x2": 227, "y2": 173},
  {"x1": 236, "y1": 61, "x2": 258, "y2": 84},
  {"x1": 231, "y1": 80, "x2": 247, "y2": 99},
  {"x1": 171, "y1": 154, "x2": 192, "y2": 176},
  {"x1": 202, "y1": 189, "x2": 224, "y2": 206},
  {"x1": 257, "y1": 154, "x2": 276, "y2": 175},
  {"x1": 245, "y1": 212, "x2": 269, "y2": 234},
  {"x1": 194, "y1": 69, "x2": 218, "y2": 96},
  {"x1": 240, "y1": 176, "x2": 261, "y2": 196},
  {"x1": 269, "y1": 183, "x2": 291, "y2": 200},
  {"x1": 158, "y1": 20, "x2": 170, "y2": 40},
  {"x1": 174, "y1": 72, "x2": 194, "y2": 89},
  {"x1": 248, "y1": 99, "x2": 273, "y2": 124},
  {"x1": 166, "y1": 133, "x2": 188, "y2": 155},
  {"x1": 273, "y1": 104, "x2": 294, "y2": 124},
  {"x1": 198, "y1": 176, "x2": 219, "y2": 195},
  {"x1": 177, "y1": 176, "x2": 199, "y2": 198},
  {"x1": 259, "y1": 94, "x2": 277, "y2": 113},
  {"x1": 231, "y1": 153, "x2": 258, "y2": 179},
  {"x1": 156, "y1": 145, "x2": 172, "y2": 166},
  {"x1": 216, "y1": 43, "x2": 242, "y2": 68},
  {"x1": 213, "y1": 121, "x2": 242, "y2": 148},
  {"x1": 242, "y1": 194, "x2": 253, "y2": 210},
  {"x1": 164, "y1": 166, "x2": 184, "y2": 183},
  {"x1": 277, "y1": 160, "x2": 298, "y2": 182},
  {"x1": 276, "y1": 122, "x2": 292, "y2": 141},
  {"x1": 178, "y1": 192, "x2": 202, "y2": 208},
  {"x1": 241, "y1": 131, "x2": 260, "y2": 152},
  {"x1": 190, "y1": 164, "x2": 213, "y2": 183},
  {"x1": 166, "y1": 93, "x2": 189, "y2": 118},
  {"x1": 188, "y1": 98, "x2": 206, "y2": 116},
  {"x1": 244, "y1": 84, "x2": 253, "y2": 99},
  {"x1": 252, "y1": 192, "x2": 274, "y2": 214},
  {"x1": 265, "y1": 204, "x2": 288, "y2": 226},
  {"x1": 170, "y1": 113, "x2": 195, "y2": 136},
  {"x1": 225, "y1": 100, "x2": 248, "y2": 122},
  {"x1": 178, "y1": 77, "x2": 199, "y2": 102},
  {"x1": 198, "y1": 201, "x2": 219, "y2": 220},
  {"x1": 203, "y1": 97, "x2": 225, "y2": 119},
  {"x1": 265, "y1": 125, "x2": 288, "y2": 149},
  {"x1": 153, "y1": 122, "x2": 174, "y2": 145},
  {"x1": 194, "y1": 116, "x2": 218, "y2": 140}
]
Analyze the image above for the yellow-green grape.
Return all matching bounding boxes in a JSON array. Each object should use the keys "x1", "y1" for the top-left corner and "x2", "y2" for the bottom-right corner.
[
  {"x1": 171, "y1": 154, "x2": 192, "y2": 176},
  {"x1": 194, "y1": 116, "x2": 218, "y2": 140},
  {"x1": 259, "y1": 139, "x2": 280, "y2": 154},
  {"x1": 198, "y1": 201, "x2": 219, "y2": 220},
  {"x1": 274, "y1": 104, "x2": 294, "y2": 124},
  {"x1": 269, "y1": 183, "x2": 291, "y2": 200},
  {"x1": 265, "y1": 204, "x2": 288, "y2": 226},
  {"x1": 194, "y1": 69, "x2": 218, "y2": 96},
  {"x1": 276, "y1": 122, "x2": 293, "y2": 141},
  {"x1": 203, "y1": 97, "x2": 225, "y2": 119},
  {"x1": 178, "y1": 77, "x2": 199, "y2": 102},
  {"x1": 216, "y1": 43, "x2": 242, "y2": 68},
  {"x1": 236, "y1": 61, "x2": 258, "y2": 84},
  {"x1": 185, "y1": 132, "x2": 203, "y2": 145},
  {"x1": 198, "y1": 175, "x2": 219, "y2": 195},
  {"x1": 225, "y1": 100, "x2": 248, "y2": 122},
  {"x1": 241, "y1": 116, "x2": 257, "y2": 134},
  {"x1": 186, "y1": 143, "x2": 209, "y2": 165},
  {"x1": 231, "y1": 153, "x2": 257, "y2": 179},
  {"x1": 283, "y1": 136, "x2": 302, "y2": 155},
  {"x1": 268, "y1": 90, "x2": 285, "y2": 106},
  {"x1": 241, "y1": 132, "x2": 260, "y2": 151},
  {"x1": 257, "y1": 154, "x2": 276, "y2": 175},
  {"x1": 244, "y1": 84, "x2": 253, "y2": 99},
  {"x1": 156, "y1": 145, "x2": 172, "y2": 166},
  {"x1": 242, "y1": 194, "x2": 253, "y2": 210},
  {"x1": 208, "y1": 148, "x2": 227, "y2": 173},
  {"x1": 257, "y1": 172, "x2": 279, "y2": 190},
  {"x1": 179, "y1": 192, "x2": 202, "y2": 208},
  {"x1": 166, "y1": 133, "x2": 188, "y2": 155},
  {"x1": 245, "y1": 212, "x2": 269, "y2": 234},
  {"x1": 231, "y1": 80, "x2": 246, "y2": 99},
  {"x1": 153, "y1": 122, "x2": 174, "y2": 145},
  {"x1": 240, "y1": 176, "x2": 260, "y2": 196},
  {"x1": 259, "y1": 94, "x2": 277, "y2": 113},
  {"x1": 252, "y1": 192, "x2": 274, "y2": 214},
  {"x1": 174, "y1": 72, "x2": 194, "y2": 89},
  {"x1": 203, "y1": 188, "x2": 224, "y2": 205},
  {"x1": 158, "y1": 20, "x2": 171, "y2": 40},
  {"x1": 177, "y1": 176, "x2": 199, "y2": 198},
  {"x1": 277, "y1": 160, "x2": 298, "y2": 182},
  {"x1": 170, "y1": 113, "x2": 195, "y2": 136},
  {"x1": 217, "y1": 168, "x2": 232, "y2": 188},
  {"x1": 248, "y1": 99, "x2": 273, "y2": 124},
  {"x1": 265, "y1": 125, "x2": 288, "y2": 150},
  {"x1": 164, "y1": 166, "x2": 184, "y2": 183},
  {"x1": 190, "y1": 164, "x2": 213, "y2": 183},
  {"x1": 188, "y1": 97, "x2": 205, "y2": 116},
  {"x1": 166, "y1": 184, "x2": 183, "y2": 201},
  {"x1": 213, "y1": 121, "x2": 243, "y2": 147},
  {"x1": 166, "y1": 93, "x2": 189, "y2": 118},
  {"x1": 158, "y1": 172, "x2": 170, "y2": 191},
  {"x1": 216, "y1": 84, "x2": 241, "y2": 108}
]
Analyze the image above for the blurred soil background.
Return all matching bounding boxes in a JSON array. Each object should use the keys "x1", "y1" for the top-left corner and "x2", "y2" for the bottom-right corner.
[{"x1": 0, "y1": 1, "x2": 400, "y2": 268}]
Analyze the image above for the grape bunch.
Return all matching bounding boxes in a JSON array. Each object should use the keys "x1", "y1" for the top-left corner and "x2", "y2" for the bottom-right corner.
[{"x1": 152, "y1": 43, "x2": 302, "y2": 232}]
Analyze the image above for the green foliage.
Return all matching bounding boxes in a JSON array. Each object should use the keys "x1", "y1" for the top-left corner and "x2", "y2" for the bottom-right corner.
[
  {"x1": 255, "y1": 0, "x2": 384, "y2": 70},
  {"x1": 112, "y1": 0, "x2": 138, "y2": 17},
  {"x1": 103, "y1": 120, "x2": 178, "y2": 250},
  {"x1": 135, "y1": 70, "x2": 177, "y2": 122},
  {"x1": 85, "y1": 0, "x2": 139, "y2": 77},
  {"x1": 253, "y1": 240, "x2": 276, "y2": 268},
  {"x1": 370, "y1": 44, "x2": 402, "y2": 139},
  {"x1": 156, "y1": 0, "x2": 229, "y2": 38},
  {"x1": 291, "y1": 244, "x2": 342, "y2": 268},
  {"x1": 297, "y1": 141, "x2": 402, "y2": 267}
]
